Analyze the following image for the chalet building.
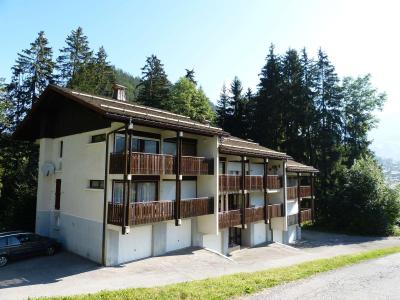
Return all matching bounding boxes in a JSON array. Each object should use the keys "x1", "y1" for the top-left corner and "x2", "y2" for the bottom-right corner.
[{"x1": 14, "y1": 84, "x2": 318, "y2": 266}]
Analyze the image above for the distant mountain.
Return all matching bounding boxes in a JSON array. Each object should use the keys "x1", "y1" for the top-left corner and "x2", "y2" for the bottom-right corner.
[{"x1": 377, "y1": 157, "x2": 400, "y2": 187}]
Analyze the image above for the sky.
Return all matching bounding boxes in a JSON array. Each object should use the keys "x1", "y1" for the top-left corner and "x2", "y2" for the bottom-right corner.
[{"x1": 1, "y1": 0, "x2": 399, "y2": 159}]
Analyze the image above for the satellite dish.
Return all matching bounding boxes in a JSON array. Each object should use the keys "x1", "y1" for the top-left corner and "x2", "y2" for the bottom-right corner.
[{"x1": 41, "y1": 162, "x2": 56, "y2": 176}]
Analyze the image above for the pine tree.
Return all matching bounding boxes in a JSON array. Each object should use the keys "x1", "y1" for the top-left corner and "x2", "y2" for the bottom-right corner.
[
  {"x1": 216, "y1": 83, "x2": 230, "y2": 128},
  {"x1": 184, "y1": 69, "x2": 197, "y2": 85},
  {"x1": 253, "y1": 44, "x2": 283, "y2": 149},
  {"x1": 137, "y1": 55, "x2": 171, "y2": 108},
  {"x1": 69, "y1": 46, "x2": 115, "y2": 97},
  {"x1": 7, "y1": 31, "x2": 55, "y2": 128},
  {"x1": 56, "y1": 27, "x2": 92, "y2": 86},
  {"x1": 227, "y1": 77, "x2": 247, "y2": 138}
]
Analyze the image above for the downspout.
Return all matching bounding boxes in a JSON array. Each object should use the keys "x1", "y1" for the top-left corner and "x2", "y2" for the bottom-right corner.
[
  {"x1": 283, "y1": 159, "x2": 288, "y2": 231},
  {"x1": 297, "y1": 172, "x2": 301, "y2": 226},
  {"x1": 175, "y1": 131, "x2": 182, "y2": 226},
  {"x1": 241, "y1": 155, "x2": 246, "y2": 229},
  {"x1": 311, "y1": 173, "x2": 315, "y2": 223},
  {"x1": 263, "y1": 158, "x2": 269, "y2": 224},
  {"x1": 101, "y1": 125, "x2": 125, "y2": 266}
]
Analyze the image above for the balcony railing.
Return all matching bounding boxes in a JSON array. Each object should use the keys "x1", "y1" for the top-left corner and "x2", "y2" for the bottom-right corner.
[
  {"x1": 181, "y1": 156, "x2": 214, "y2": 175},
  {"x1": 218, "y1": 203, "x2": 284, "y2": 229},
  {"x1": 300, "y1": 208, "x2": 312, "y2": 223},
  {"x1": 287, "y1": 185, "x2": 312, "y2": 200},
  {"x1": 300, "y1": 185, "x2": 311, "y2": 198},
  {"x1": 218, "y1": 209, "x2": 241, "y2": 228},
  {"x1": 109, "y1": 152, "x2": 214, "y2": 175},
  {"x1": 287, "y1": 186, "x2": 298, "y2": 200},
  {"x1": 219, "y1": 175, "x2": 282, "y2": 192},
  {"x1": 107, "y1": 197, "x2": 214, "y2": 226},
  {"x1": 267, "y1": 175, "x2": 282, "y2": 189}
]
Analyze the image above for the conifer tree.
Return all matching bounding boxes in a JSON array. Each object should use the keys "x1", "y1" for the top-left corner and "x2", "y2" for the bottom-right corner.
[
  {"x1": 137, "y1": 55, "x2": 170, "y2": 108},
  {"x1": 216, "y1": 83, "x2": 230, "y2": 128},
  {"x1": 69, "y1": 46, "x2": 115, "y2": 96},
  {"x1": 227, "y1": 77, "x2": 247, "y2": 138},
  {"x1": 56, "y1": 27, "x2": 92, "y2": 86},
  {"x1": 253, "y1": 44, "x2": 283, "y2": 149},
  {"x1": 184, "y1": 69, "x2": 197, "y2": 85},
  {"x1": 7, "y1": 31, "x2": 55, "y2": 128}
]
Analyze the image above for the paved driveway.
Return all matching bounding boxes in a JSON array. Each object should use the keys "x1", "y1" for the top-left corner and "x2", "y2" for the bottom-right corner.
[
  {"x1": 0, "y1": 230, "x2": 399, "y2": 300},
  {"x1": 245, "y1": 252, "x2": 400, "y2": 299}
]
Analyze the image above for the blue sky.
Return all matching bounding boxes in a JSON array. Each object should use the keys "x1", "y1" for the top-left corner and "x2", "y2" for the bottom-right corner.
[{"x1": 1, "y1": 0, "x2": 399, "y2": 159}]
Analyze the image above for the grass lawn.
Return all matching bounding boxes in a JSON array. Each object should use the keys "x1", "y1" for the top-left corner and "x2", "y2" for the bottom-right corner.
[{"x1": 39, "y1": 246, "x2": 400, "y2": 300}]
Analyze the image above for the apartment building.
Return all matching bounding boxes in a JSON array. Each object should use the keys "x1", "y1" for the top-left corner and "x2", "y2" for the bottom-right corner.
[{"x1": 14, "y1": 84, "x2": 318, "y2": 266}]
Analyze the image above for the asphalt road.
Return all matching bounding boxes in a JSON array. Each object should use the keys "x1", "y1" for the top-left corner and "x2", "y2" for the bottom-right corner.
[{"x1": 245, "y1": 253, "x2": 400, "y2": 300}]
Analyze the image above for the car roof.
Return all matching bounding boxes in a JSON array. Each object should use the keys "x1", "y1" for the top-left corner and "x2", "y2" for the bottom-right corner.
[{"x1": 0, "y1": 231, "x2": 31, "y2": 238}]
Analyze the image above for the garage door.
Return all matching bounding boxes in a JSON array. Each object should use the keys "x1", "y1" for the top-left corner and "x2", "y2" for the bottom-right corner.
[{"x1": 166, "y1": 219, "x2": 191, "y2": 252}]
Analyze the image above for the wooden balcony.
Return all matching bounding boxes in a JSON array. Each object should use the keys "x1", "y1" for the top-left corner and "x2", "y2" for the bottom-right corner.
[
  {"x1": 245, "y1": 206, "x2": 264, "y2": 223},
  {"x1": 245, "y1": 175, "x2": 264, "y2": 191},
  {"x1": 287, "y1": 186, "x2": 298, "y2": 200},
  {"x1": 181, "y1": 156, "x2": 214, "y2": 175},
  {"x1": 107, "y1": 197, "x2": 214, "y2": 226},
  {"x1": 300, "y1": 208, "x2": 312, "y2": 223},
  {"x1": 180, "y1": 197, "x2": 214, "y2": 218},
  {"x1": 218, "y1": 209, "x2": 241, "y2": 228},
  {"x1": 218, "y1": 203, "x2": 284, "y2": 229},
  {"x1": 266, "y1": 175, "x2": 282, "y2": 189},
  {"x1": 219, "y1": 175, "x2": 283, "y2": 192},
  {"x1": 300, "y1": 185, "x2": 311, "y2": 198},
  {"x1": 109, "y1": 152, "x2": 214, "y2": 175}
]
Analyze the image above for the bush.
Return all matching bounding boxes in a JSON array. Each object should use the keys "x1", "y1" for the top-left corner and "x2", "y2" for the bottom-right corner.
[{"x1": 322, "y1": 157, "x2": 400, "y2": 236}]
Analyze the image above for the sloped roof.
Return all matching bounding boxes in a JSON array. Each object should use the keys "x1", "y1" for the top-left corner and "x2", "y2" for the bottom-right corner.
[
  {"x1": 286, "y1": 160, "x2": 319, "y2": 173},
  {"x1": 14, "y1": 85, "x2": 226, "y2": 139},
  {"x1": 219, "y1": 136, "x2": 290, "y2": 159}
]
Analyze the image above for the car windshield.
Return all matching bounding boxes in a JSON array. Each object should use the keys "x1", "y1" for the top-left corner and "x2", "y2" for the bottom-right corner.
[{"x1": 0, "y1": 238, "x2": 5, "y2": 247}]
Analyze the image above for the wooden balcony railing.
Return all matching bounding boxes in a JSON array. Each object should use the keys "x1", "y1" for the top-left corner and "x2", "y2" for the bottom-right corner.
[
  {"x1": 109, "y1": 152, "x2": 175, "y2": 175},
  {"x1": 219, "y1": 175, "x2": 283, "y2": 192},
  {"x1": 300, "y1": 186, "x2": 311, "y2": 198},
  {"x1": 181, "y1": 197, "x2": 214, "y2": 218},
  {"x1": 219, "y1": 175, "x2": 241, "y2": 192},
  {"x1": 218, "y1": 203, "x2": 284, "y2": 229},
  {"x1": 107, "y1": 197, "x2": 214, "y2": 226},
  {"x1": 268, "y1": 203, "x2": 284, "y2": 218},
  {"x1": 245, "y1": 206, "x2": 265, "y2": 223},
  {"x1": 267, "y1": 175, "x2": 282, "y2": 189},
  {"x1": 245, "y1": 175, "x2": 264, "y2": 191},
  {"x1": 300, "y1": 208, "x2": 312, "y2": 223},
  {"x1": 218, "y1": 210, "x2": 242, "y2": 229},
  {"x1": 181, "y1": 156, "x2": 214, "y2": 175},
  {"x1": 287, "y1": 186, "x2": 298, "y2": 200},
  {"x1": 109, "y1": 152, "x2": 213, "y2": 175}
]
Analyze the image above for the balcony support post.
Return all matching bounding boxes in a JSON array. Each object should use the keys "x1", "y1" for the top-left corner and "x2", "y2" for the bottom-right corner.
[
  {"x1": 175, "y1": 131, "x2": 183, "y2": 226},
  {"x1": 297, "y1": 172, "x2": 301, "y2": 226},
  {"x1": 122, "y1": 125, "x2": 129, "y2": 234},
  {"x1": 263, "y1": 158, "x2": 269, "y2": 224},
  {"x1": 127, "y1": 130, "x2": 132, "y2": 225},
  {"x1": 283, "y1": 160, "x2": 288, "y2": 229},
  {"x1": 311, "y1": 173, "x2": 315, "y2": 223}
]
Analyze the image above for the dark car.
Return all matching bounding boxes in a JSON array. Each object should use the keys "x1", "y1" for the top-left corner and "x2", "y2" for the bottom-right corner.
[{"x1": 0, "y1": 231, "x2": 60, "y2": 267}]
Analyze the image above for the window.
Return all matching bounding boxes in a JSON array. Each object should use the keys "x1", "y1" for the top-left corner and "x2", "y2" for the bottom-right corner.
[
  {"x1": 0, "y1": 238, "x2": 6, "y2": 247},
  {"x1": 59, "y1": 141, "x2": 63, "y2": 158},
  {"x1": 89, "y1": 180, "x2": 104, "y2": 189},
  {"x1": 114, "y1": 133, "x2": 159, "y2": 154},
  {"x1": 131, "y1": 182, "x2": 157, "y2": 203},
  {"x1": 162, "y1": 139, "x2": 196, "y2": 156},
  {"x1": 112, "y1": 180, "x2": 158, "y2": 204},
  {"x1": 112, "y1": 181, "x2": 124, "y2": 204},
  {"x1": 115, "y1": 134, "x2": 125, "y2": 153},
  {"x1": 7, "y1": 236, "x2": 21, "y2": 246},
  {"x1": 91, "y1": 134, "x2": 106, "y2": 143}
]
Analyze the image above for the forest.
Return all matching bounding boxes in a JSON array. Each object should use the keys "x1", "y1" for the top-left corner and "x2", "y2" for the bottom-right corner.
[{"x1": 0, "y1": 27, "x2": 399, "y2": 236}]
